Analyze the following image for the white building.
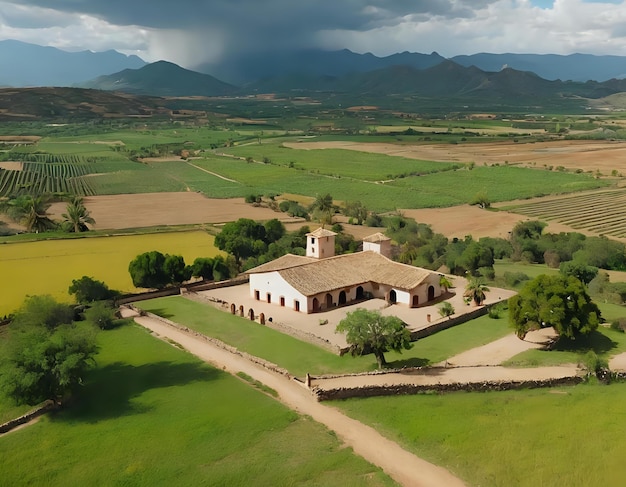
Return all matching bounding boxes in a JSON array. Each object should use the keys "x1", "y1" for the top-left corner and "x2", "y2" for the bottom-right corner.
[{"x1": 247, "y1": 228, "x2": 443, "y2": 314}]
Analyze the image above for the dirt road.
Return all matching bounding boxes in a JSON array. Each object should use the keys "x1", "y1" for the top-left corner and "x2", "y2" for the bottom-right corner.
[{"x1": 129, "y1": 312, "x2": 466, "y2": 487}]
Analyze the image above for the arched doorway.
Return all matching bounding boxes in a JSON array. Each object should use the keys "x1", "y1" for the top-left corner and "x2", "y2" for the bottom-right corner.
[
  {"x1": 356, "y1": 286, "x2": 364, "y2": 300},
  {"x1": 312, "y1": 297, "x2": 319, "y2": 311},
  {"x1": 325, "y1": 293, "x2": 333, "y2": 308},
  {"x1": 339, "y1": 291, "x2": 347, "y2": 305},
  {"x1": 239, "y1": 305, "x2": 244, "y2": 317},
  {"x1": 412, "y1": 295, "x2": 419, "y2": 307},
  {"x1": 248, "y1": 308, "x2": 255, "y2": 320},
  {"x1": 259, "y1": 313, "x2": 265, "y2": 325},
  {"x1": 428, "y1": 286, "x2": 435, "y2": 301},
  {"x1": 389, "y1": 290, "x2": 397, "y2": 304},
  {"x1": 230, "y1": 303, "x2": 236, "y2": 314}
]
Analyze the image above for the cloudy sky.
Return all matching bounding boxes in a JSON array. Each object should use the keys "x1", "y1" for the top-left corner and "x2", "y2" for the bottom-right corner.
[{"x1": 0, "y1": 0, "x2": 624, "y2": 66}]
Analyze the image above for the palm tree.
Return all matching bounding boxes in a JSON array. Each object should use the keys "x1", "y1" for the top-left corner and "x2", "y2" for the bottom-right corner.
[
  {"x1": 311, "y1": 193, "x2": 334, "y2": 227},
  {"x1": 7, "y1": 195, "x2": 56, "y2": 233},
  {"x1": 62, "y1": 196, "x2": 95, "y2": 233},
  {"x1": 439, "y1": 275, "x2": 454, "y2": 293},
  {"x1": 463, "y1": 277, "x2": 490, "y2": 306}
]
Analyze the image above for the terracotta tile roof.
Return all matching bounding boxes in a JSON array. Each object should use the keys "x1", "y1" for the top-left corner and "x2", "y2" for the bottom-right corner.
[
  {"x1": 362, "y1": 232, "x2": 391, "y2": 243},
  {"x1": 306, "y1": 227, "x2": 337, "y2": 238},
  {"x1": 245, "y1": 254, "x2": 316, "y2": 274},
  {"x1": 251, "y1": 251, "x2": 432, "y2": 296}
]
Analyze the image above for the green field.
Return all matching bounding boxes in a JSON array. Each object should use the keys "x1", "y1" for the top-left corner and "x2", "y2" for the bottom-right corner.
[
  {"x1": 0, "y1": 323, "x2": 395, "y2": 486},
  {"x1": 335, "y1": 382, "x2": 626, "y2": 487},
  {"x1": 0, "y1": 231, "x2": 222, "y2": 315},
  {"x1": 139, "y1": 296, "x2": 512, "y2": 375}
]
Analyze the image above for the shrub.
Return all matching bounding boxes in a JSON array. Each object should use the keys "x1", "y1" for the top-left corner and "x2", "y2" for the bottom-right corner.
[
  {"x1": 503, "y1": 271, "x2": 530, "y2": 288},
  {"x1": 610, "y1": 318, "x2": 626, "y2": 333}
]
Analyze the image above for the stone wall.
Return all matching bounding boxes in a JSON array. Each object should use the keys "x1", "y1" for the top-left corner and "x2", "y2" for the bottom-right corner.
[
  {"x1": 0, "y1": 400, "x2": 57, "y2": 434},
  {"x1": 312, "y1": 376, "x2": 583, "y2": 401},
  {"x1": 411, "y1": 305, "x2": 489, "y2": 340}
]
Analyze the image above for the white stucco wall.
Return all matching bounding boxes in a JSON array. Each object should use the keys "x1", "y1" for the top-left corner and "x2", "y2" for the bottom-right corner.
[{"x1": 249, "y1": 271, "x2": 309, "y2": 312}]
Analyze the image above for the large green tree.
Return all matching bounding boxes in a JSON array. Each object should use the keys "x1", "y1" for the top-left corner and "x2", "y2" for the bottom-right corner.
[
  {"x1": 509, "y1": 274, "x2": 601, "y2": 339},
  {"x1": 128, "y1": 251, "x2": 190, "y2": 289},
  {"x1": 1, "y1": 295, "x2": 99, "y2": 405},
  {"x1": 214, "y1": 218, "x2": 267, "y2": 268},
  {"x1": 336, "y1": 308, "x2": 412, "y2": 368},
  {"x1": 68, "y1": 276, "x2": 117, "y2": 304}
]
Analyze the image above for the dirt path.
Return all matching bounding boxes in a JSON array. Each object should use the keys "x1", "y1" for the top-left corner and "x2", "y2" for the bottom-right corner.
[
  {"x1": 185, "y1": 161, "x2": 240, "y2": 183},
  {"x1": 128, "y1": 312, "x2": 465, "y2": 487},
  {"x1": 438, "y1": 328, "x2": 559, "y2": 367},
  {"x1": 312, "y1": 364, "x2": 579, "y2": 390}
]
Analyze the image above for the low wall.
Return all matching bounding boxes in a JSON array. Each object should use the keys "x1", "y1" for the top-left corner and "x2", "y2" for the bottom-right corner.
[
  {"x1": 116, "y1": 288, "x2": 181, "y2": 305},
  {"x1": 0, "y1": 400, "x2": 57, "y2": 434},
  {"x1": 312, "y1": 376, "x2": 583, "y2": 401},
  {"x1": 411, "y1": 305, "x2": 489, "y2": 340},
  {"x1": 183, "y1": 291, "x2": 342, "y2": 355},
  {"x1": 115, "y1": 276, "x2": 249, "y2": 306},
  {"x1": 183, "y1": 275, "x2": 249, "y2": 292},
  {"x1": 128, "y1": 305, "x2": 292, "y2": 379}
]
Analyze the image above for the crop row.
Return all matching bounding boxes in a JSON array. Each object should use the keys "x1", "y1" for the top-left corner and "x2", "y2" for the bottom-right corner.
[
  {"x1": 510, "y1": 190, "x2": 626, "y2": 238},
  {"x1": 2, "y1": 152, "x2": 104, "y2": 164},
  {"x1": 0, "y1": 166, "x2": 95, "y2": 197}
]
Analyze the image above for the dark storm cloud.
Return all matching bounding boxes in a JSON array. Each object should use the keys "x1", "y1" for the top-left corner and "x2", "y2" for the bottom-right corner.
[{"x1": 1, "y1": 1, "x2": 491, "y2": 47}]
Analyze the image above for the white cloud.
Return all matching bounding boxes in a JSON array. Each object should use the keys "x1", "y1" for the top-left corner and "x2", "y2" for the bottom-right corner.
[
  {"x1": 318, "y1": 0, "x2": 626, "y2": 57},
  {"x1": 0, "y1": 0, "x2": 625, "y2": 62}
]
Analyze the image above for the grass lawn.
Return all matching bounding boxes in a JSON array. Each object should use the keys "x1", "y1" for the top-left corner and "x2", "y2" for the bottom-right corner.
[
  {"x1": 0, "y1": 231, "x2": 222, "y2": 316},
  {"x1": 0, "y1": 323, "x2": 396, "y2": 487},
  {"x1": 138, "y1": 296, "x2": 512, "y2": 375},
  {"x1": 334, "y1": 382, "x2": 626, "y2": 487},
  {"x1": 503, "y1": 325, "x2": 626, "y2": 367}
]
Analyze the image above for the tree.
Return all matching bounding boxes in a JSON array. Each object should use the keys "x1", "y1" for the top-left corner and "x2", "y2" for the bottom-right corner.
[
  {"x1": 509, "y1": 274, "x2": 601, "y2": 340},
  {"x1": 68, "y1": 276, "x2": 116, "y2": 304},
  {"x1": 470, "y1": 191, "x2": 491, "y2": 209},
  {"x1": 336, "y1": 308, "x2": 412, "y2": 368},
  {"x1": 11, "y1": 294, "x2": 73, "y2": 330},
  {"x1": 84, "y1": 301, "x2": 117, "y2": 330},
  {"x1": 6, "y1": 195, "x2": 56, "y2": 233},
  {"x1": 129, "y1": 251, "x2": 168, "y2": 289},
  {"x1": 559, "y1": 261, "x2": 599, "y2": 284},
  {"x1": 191, "y1": 257, "x2": 215, "y2": 281},
  {"x1": 464, "y1": 277, "x2": 490, "y2": 306},
  {"x1": 163, "y1": 254, "x2": 192, "y2": 286},
  {"x1": 1, "y1": 296, "x2": 99, "y2": 405},
  {"x1": 214, "y1": 218, "x2": 267, "y2": 269},
  {"x1": 264, "y1": 218, "x2": 286, "y2": 243},
  {"x1": 439, "y1": 275, "x2": 454, "y2": 293},
  {"x1": 61, "y1": 196, "x2": 95, "y2": 233},
  {"x1": 310, "y1": 193, "x2": 334, "y2": 226},
  {"x1": 438, "y1": 302, "x2": 455, "y2": 319},
  {"x1": 344, "y1": 200, "x2": 368, "y2": 225}
]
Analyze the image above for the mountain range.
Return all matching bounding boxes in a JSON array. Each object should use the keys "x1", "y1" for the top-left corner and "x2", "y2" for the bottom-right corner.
[
  {"x1": 0, "y1": 40, "x2": 145, "y2": 87},
  {"x1": 3, "y1": 40, "x2": 626, "y2": 105}
]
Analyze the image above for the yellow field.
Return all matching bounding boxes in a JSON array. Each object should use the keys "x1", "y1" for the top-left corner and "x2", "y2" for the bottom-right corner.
[{"x1": 0, "y1": 231, "x2": 223, "y2": 316}]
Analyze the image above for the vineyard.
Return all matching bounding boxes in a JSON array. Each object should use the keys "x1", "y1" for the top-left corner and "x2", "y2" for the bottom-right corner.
[
  {"x1": 0, "y1": 159, "x2": 97, "y2": 197},
  {"x1": 506, "y1": 189, "x2": 626, "y2": 238}
]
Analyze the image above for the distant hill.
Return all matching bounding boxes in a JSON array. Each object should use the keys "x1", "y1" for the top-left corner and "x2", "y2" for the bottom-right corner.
[
  {"x1": 247, "y1": 60, "x2": 626, "y2": 102},
  {"x1": 197, "y1": 48, "x2": 626, "y2": 85},
  {"x1": 451, "y1": 53, "x2": 626, "y2": 82},
  {"x1": 0, "y1": 40, "x2": 145, "y2": 87},
  {"x1": 0, "y1": 87, "x2": 165, "y2": 120},
  {"x1": 80, "y1": 61, "x2": 238, "y2": 97},
  {"x1": 194, "y1": 48, "x2": 446, "y2": 85}
]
